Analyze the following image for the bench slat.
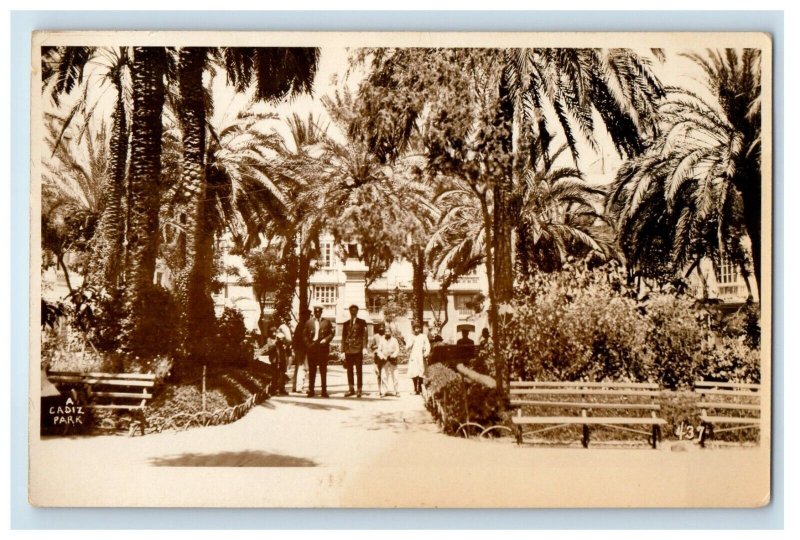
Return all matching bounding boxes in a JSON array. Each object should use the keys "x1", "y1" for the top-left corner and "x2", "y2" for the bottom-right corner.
[
  {"x1": 700, "y1": 415, "x2": 760, "y2": 424},
  {"x1": 697, "y1": 402, "x2": 761, "y2": 411},
  {"x1": 510, "y1": 388, "x2": 660, "y2": 397},
  {"x1": 47, "y1": 371, "x2": 156, "y2": 381},
  {"x1": 695, "y1": 381, "x2": 761, "y2": 390},
  {"x1": 509, "y1": 400, "x2": 660, "y2": 410},
  {"x1": 695, "y1": 389, "x2": 760, "y2": 398},
  {"x1": 88, "y1": 404, "x2": 146, "y2": 410},
  {"x1": 512, "y1": 416, "x2": 666, "y2": 425},
  {"x1": 511, "y1": 381, "x2": 660, "y2": 389},
  {"x1": 89, "y1": 391, "x2": 154, "y2": 400},
  {"x1": 49, "y1": 377, "x2": 155, "y2": 388}
]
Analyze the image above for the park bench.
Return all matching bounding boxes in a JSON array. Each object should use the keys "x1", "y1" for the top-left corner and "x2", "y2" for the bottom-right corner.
[
  {"x1": 46, "y1": 371, "x2": 157, "y2": 436},
  {"x1": 694, "y1": 380, "x2": 761, "y2": 448},
  {"x1": 509, "y1": 381, "x2": 666, "y2": 448}
]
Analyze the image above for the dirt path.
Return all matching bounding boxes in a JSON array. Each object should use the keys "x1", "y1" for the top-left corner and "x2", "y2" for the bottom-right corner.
[{"x1": 30, "y1": 365, "x2": 770, "y2": 507}]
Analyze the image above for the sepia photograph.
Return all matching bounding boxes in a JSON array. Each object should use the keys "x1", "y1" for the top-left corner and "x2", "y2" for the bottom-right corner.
[{"x1": 28, "y1": 30, "x2": 772, "y2": 508}]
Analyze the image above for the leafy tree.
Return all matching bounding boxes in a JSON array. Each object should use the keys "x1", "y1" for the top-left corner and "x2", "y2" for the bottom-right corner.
[
  {"x1": 242, "y1": 245, "x2": 294, "y2": 333},
  {"x1": 352, "y1": 47, "x2": 664, "y2": 397}
]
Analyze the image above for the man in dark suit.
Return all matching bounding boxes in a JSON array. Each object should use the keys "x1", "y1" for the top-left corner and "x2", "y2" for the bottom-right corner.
[
  {"x1": 341, "y1": 304, "x2": 368, "y2": 398},
  {"x1": 303, "y1": 305, "x2": 335, "y2": 398}
]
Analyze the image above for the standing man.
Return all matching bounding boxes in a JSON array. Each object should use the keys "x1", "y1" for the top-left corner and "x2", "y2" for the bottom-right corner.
[
  {"x1": 303, "y1": 305, "x2": 334, "y2": 398},
  {"x1": 370, "y1": 323, "x2": 385, "y2": 394},
  {"x1": 377, "y1": 326, "x2": 401, "y2": 397},
  {"x1": 341, "y1": 304, "x2": 368, "y2": 398},
  {"x1": 291, "y1": 308, "x2": 310, "y2": 394},
  {"x1": 273, "y1": 317, "x2": 293, "y2": 396}
]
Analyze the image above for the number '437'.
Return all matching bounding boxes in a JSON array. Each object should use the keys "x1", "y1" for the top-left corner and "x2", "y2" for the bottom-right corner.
[{"x1": 674, "y1": 421, "x2": 705, "y2": 440}]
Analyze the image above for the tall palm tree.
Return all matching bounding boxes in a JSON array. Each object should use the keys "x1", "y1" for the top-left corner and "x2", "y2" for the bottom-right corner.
[
  {"x1": 171, "y1": 47, "x2": 318, "y2": 359},
  {"x1": 352, "y1": 47, "x2": 665, "y2": 398},
  {"x1": 353, "y1": 46, "x2": 664, "y2": 291},
  {"x1": 607, "y1": 49, "x2": 761, "y2": 293},
  {"x1": 42, "y1": 46, "x2": 132, "y2": 293},
  {"x1": 122, "y1": 46, "x2": 169, "y2": 350}
]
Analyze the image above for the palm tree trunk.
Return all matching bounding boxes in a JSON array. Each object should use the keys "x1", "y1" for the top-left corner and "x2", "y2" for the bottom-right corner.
[
  {"x1": 478, "y1": 195, "x2": 503, "y2": 400},
  {"x1": 736, "y1": 167, "x2": 761, "y2": 296},
  {"x1": 176, "y1": 47, "x2": 215, "y2": 360},
  {"x1": 493, "y1": 69, "x2": 516, "y2": 304},
  {"x1": 123, "y1": 46, "x2": 166, "y2": 351},
  {"x1": 91, "y1": 84, "x2": 128, "y2": 292}
]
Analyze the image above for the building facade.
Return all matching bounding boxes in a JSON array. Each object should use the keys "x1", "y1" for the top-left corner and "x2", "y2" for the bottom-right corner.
[{"x1": 214, "y1": 233, "x2": 489, "y2": 344}]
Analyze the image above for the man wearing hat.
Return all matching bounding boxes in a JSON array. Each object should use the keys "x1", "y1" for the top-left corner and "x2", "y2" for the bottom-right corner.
[
  {"x1": 341, "y1": 304, "x2": 368, "y2": 397},
  {"x1": 303, "y1": 305, "x2": 335, "y2": 398}
]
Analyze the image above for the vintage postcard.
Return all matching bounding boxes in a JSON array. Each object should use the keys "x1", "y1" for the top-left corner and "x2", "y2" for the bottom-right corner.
[{"x1": 29, "y1": 31, "x2": 772, "y2": 508}]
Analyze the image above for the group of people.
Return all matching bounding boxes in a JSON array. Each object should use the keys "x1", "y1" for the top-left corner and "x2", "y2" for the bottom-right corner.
[{"x1": 255, "y1": 304, "x2": 441, "y2": 398}]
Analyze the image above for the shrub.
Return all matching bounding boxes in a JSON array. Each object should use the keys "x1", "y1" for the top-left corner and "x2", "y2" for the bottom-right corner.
[
  {"x1": 502, "y1": 263, "x2": 653, "y2": 383},
  {"x1": 215, "y1": 307, "x2": 252, "y2": 366},
  {"x1": 424, "y1": 363, "x2": 501, "y2": 434},
  {"x1": 645, "y1": 294, "x2": 708, "y2": 389},
  {"x1": 126, "y1": 285, "x2": 182, "y2": 358},
  {"x1": 499, "y1": 263, "x2": 759, "y2": 390},
  {"x1": 697, "y1": 336, "x2": 761, "y2": 384}
]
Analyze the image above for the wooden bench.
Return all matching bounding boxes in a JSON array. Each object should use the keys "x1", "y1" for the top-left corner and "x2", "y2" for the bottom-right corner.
[
  {"x1": 509, "y1": 381, "x2": 666, "y2": 448},
  {"x1": 46, "y1": 371, "x2": 157, "y2": 436},
  {"x1": 695, "y1": 381, "x2": 761, "y2": 448}
]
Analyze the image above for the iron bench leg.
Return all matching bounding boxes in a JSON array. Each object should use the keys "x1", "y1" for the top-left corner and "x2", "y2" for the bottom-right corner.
[
  {"x1": 582, "y1": 424, "x2": 590, "y2": 448},
  {"x1": 651, "y1": 424, "x2": 660, "y2": 449}
]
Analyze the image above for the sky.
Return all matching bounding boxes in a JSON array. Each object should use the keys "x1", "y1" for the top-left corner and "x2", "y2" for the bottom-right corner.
[{"x1": 44, "y1": 45, "x2": 720, "y2": 187}]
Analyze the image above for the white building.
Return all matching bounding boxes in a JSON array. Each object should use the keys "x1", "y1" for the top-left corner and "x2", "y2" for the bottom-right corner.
[
  {"x1": 685, "y1": 252, "x2": 759, "y2": 312},
  {"x1": 214, "y1": 233, "x2": 490, "y2": 344}
]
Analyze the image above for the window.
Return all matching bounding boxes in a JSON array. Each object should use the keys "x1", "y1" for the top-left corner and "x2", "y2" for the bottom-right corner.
[
  {"x1": 320, "y1": 243, "x2": 333, "y2": 268},
  {"x1": 367, "y1": 295, "x2": 385, "y2": 312},
  {"x1": 314, "y1": 285, "x2": 337, "y2": 305},
  {"x1": 454, "y1": 295, "x2": 472, "y2": 315},
  {"x1": 716, "y1": 255, "x2": 737, "y2": 285}
]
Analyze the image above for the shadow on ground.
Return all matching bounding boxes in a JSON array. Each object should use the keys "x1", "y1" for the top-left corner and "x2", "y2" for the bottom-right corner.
[{"x1": 148, "y1": 450, "x2": 317, "y2": 467}]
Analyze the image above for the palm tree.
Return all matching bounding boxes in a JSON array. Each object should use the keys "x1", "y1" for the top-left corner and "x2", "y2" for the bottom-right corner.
[
  {"x1": 123, "y1": 46, "x2": 168, "y2": 349},
  {"x1": 171, "y1": 47, "x2": 318, "y2": 359},
  {"x1": 41, "y1": 113, "x2": 110, "y2": 293},
  {"x1": 608, "y1": 149, "x2": 750, "y2": 287},
  {"x1": 607, "y1": 49, "x2": 761, "y2": 293},
  {"x1": 285, "y1": 92, "x2": 439, "y2": 325},
  {"x1": 42, "y1": 46, "x2": 132, "y2": 293},
  {"x1": 352, "y1": 47, "x2": 665, "y2": 297},
  {"x1": 514, "y1": 143, "x2": 613, "y2": 275}
]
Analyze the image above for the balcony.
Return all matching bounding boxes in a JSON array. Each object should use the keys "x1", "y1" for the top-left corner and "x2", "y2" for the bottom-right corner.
[{"x1": 309, "y1": 268, "x2": 339, "y2": 284}]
